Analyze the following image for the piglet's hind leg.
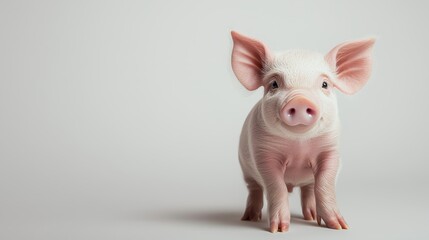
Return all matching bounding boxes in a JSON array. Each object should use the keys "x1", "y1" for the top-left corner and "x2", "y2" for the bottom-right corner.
[
  {"x1": 300, "y1": 183, "x2": 317, "y2": 221},
  {"x1": 241, "y1": 178, "x2": 263, "y2": 221}
]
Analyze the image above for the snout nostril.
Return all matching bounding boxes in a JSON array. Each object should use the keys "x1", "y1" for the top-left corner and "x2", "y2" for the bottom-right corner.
[
  {"x1": 288, "y1": 108, "x2": 296, "y2": 116},
  {"x1": 306, "y1": 108, "x2": 315, "y2": 115}
]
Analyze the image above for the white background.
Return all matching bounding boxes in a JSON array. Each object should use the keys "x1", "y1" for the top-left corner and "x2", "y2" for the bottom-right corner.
[{"x1": 1, "y1": 0, "x2": 428, "y2": 239}]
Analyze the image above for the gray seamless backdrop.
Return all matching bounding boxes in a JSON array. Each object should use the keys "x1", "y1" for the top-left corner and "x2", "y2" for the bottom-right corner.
[{"x1": 1, "y1": 1, "x2": 428, "y2": 239}]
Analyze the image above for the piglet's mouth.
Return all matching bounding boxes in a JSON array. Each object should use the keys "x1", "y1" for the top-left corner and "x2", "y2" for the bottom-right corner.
[
  {"x1": 283, "y1": 122, "x2": 316, "y2": 133},
  {"x1": 279, "y1": 116, "x2": 323, "y2": 134}
]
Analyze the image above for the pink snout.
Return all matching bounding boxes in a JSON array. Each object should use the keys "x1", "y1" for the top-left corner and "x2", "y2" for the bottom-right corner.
[{"x1": 281, "y1": 97, "x2": 320, "y2": 128}]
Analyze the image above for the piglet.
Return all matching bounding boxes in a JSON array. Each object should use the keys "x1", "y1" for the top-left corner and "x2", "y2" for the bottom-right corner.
[{"x1": 231, "y1": 31, "x2": 375, "y2": 232}]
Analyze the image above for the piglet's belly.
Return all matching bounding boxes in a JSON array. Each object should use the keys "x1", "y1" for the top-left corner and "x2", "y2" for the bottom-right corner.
[{"x1": 283, "y1": 167, "x2": 314, "y2": 186}]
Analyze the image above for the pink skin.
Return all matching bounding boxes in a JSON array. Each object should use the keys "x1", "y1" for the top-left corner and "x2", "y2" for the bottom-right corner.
[{"x1": 231, "y1": 31, "x2": 375, "y2": 233}]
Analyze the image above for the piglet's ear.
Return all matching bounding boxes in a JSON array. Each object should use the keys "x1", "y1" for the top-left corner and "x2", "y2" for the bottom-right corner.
[
  {"x1": 325, "y1": 38, "x2": 375, "y2": 94},
  {"x1": 231, "y1": 31, "x2": 272, "y2": 91}
]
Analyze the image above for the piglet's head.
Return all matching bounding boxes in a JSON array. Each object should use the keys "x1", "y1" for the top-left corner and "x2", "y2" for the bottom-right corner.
[{"x1": 231, "y1": 31, "x2": 375, "y2": 138}]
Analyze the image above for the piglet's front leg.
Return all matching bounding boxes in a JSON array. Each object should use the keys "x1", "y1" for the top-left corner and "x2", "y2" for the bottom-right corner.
[
  {"x1": 257, "y1": 159, "x2": 290, "y2": 233},
  {"x1": 312, "y1": 152, "x2": 349, "y2": 230}
]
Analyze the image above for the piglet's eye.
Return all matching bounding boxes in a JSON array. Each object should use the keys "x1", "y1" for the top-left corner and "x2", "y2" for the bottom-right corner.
[
  {"x1": 271, "y1": 81, "x2": 279, "y2": 89},
  {"x1": 322, "y1": 81, "x2": 328, "y2": 89}
]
